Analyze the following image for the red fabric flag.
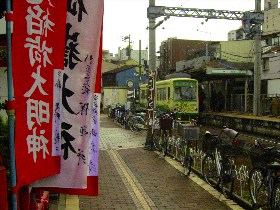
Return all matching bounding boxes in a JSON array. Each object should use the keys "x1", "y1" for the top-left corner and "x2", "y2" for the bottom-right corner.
[{"x1": 12, "y1": 0, "x2": 67, "y2": 190}]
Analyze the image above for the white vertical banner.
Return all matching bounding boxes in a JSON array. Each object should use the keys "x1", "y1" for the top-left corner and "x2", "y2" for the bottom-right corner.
[
  {"x1": 31, "y1": 0, "x2": 103, "y2": 194},
  {"x1": 88, "y1": 93, "x2": 100, "y2": 176},
  {"x1": 52, "y1": 69, "x2": 63, "y2": 156}
]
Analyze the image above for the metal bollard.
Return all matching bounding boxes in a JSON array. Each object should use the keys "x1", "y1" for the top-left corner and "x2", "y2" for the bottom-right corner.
[{"x1": 0, "y1": 156, "x2": 8, "y2": 210}]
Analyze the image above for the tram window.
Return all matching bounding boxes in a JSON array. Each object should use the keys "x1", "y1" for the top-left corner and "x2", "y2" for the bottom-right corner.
[
  {"x1": 174, "y1": 86, "x2": 197, "y2": 100},
  {"x1": 174, "y1": 87, "x2": 182, "y2": 100},
  {"x1": 141, "y1": 90, "x2": 148, "y2": 100},
  {"x1": 168, "y1": 87, "x2": 170, "y2": 100},
  {"x1": 182, "y1": 86, "x2": 196, "y2": 99},
  {"x1": 157, "y1": 88, "x2": 166, "y2": 101},
  {"x1": 163, "y1": 89, "x2": 166, "y2": 100}
]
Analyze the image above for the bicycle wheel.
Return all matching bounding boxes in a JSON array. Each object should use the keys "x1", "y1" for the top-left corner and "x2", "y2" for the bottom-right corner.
[
  {"x1": 182, "y1": 144, "x2": 192, "y2": 175},
  {"x1": 202, "y1": 154, "x2": 220, "y2": 188},
  {"x1": 272, "y1": 182, "x2": 280, "y2": 210},
  {"x1": 221, "y1": 159, "x2": 235, "y2": 199},
  {"x1": 249, "y1": 167, "x2": 268, "y2": 208},
  {"x1": 183, "y1": 155, "x2": 192, "y2": 176},
  {"x1": 153, "y1": 129, "x2": 161, "y2": 151},
  {"x1": 127, "y1": 117, "x2": 135, "y2": 131},
  {"x1": 133, "y1": 116, "x2": 143, "y2": 131},
  {"x1": 162, "y1": 131, "x2": 168, "y2": 157}
]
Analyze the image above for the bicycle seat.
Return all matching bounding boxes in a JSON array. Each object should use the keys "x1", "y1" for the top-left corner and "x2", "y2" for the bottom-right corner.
[
  {"x1": 223, "y1": 128, "x2": 239, "y2": 139},
  {"x1": 268, "y1": 161, "x2": 280, "y2": 169}
]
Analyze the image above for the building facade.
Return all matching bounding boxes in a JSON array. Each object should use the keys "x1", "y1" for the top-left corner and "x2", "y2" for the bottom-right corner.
[
  {"x1": 102, "y1": 64, "x2": 148, "y2": 107},
  {"x1": 261, "y1": 0, "x2": 280, "y2": 95},
  {"x1": 114, "y1": 47, "x2": 149, "y2": 66},
  {"x1": 227, "y1": 28, "x2": 246, "y2": 41},
  {"x1": 158, "y1": 38, "x2": 207, "y2": 79}
]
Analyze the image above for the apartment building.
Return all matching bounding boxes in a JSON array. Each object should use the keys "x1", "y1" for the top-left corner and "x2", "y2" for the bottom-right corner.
[{"x1": 262, "y1": 0, "x2": 280, "y2": 95}]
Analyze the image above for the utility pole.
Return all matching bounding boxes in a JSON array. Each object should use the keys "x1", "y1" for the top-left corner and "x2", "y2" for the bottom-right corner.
[
  {"x1": 122, "y1": 34, "x2": 131, "y2": 60},
  {"x1": 144, "y1": 0, "x2": 156, "y2": 150},
  {"x1": 128, "y1": 34, "x2": 131, "y2": 60},
  {"x1": 253, "y1": 0, "x2": 262, "y2": 116},
  {"x1": 139, "y1": 40, "x2": 142, "y2": 86}
]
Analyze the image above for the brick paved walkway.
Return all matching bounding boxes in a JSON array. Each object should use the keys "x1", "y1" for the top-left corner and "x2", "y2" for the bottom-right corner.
[{"x1": 49, "y1": 114, "x2": 244, "y2": 210}]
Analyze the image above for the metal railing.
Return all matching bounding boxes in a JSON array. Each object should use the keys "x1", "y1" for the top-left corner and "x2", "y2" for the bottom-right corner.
[{"x1": 204, "y1": 94, "x2": 280, "y2": 116}]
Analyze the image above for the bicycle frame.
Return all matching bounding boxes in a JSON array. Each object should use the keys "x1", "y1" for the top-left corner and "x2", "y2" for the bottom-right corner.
[
  {"x1": 162, "y1": 129, "x2": 171, "y2": 157},
  {"x1": 249, "y1": 138, "x2": 280, "y2": 209},
  {"x1": 202, "y1": 127, "x2": 238, "y2": 198},
  {"x1": 214, "y1": 148, "x2": 222, "y2": 176}
]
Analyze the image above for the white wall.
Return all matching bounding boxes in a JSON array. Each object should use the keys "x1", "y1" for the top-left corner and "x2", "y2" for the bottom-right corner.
[
  {"x1": 0, "y1": 67, "x2": 8, "y2": 121},
  {"x1": 268, "y1": 79, "x2": 280, "y2": 95},
  {"x1": 0, "y1": 19, "x2": 6, "y2": 34}
]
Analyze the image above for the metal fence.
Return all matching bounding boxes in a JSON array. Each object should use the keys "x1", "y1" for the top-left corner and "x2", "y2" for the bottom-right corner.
[
  {"x1": 204, "y1": 94, "x2": 280, "y2": 116},
  {"x1": 159, "y1": 126, "x2": 274, "y2": 208}
]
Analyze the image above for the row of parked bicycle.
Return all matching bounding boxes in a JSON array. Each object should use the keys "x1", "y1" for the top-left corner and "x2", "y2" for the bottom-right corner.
[
  {"x1": 108, "y1": 105, "x2": 280, "y2": 209},
  {"x1": 108, "y1": 104, "x2": 159, "y2": 131},
  {"x1": 154, "y1": 116, "x2": 280, "y2": 210}
]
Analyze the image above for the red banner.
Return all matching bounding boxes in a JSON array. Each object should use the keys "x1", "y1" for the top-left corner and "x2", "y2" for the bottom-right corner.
[{"x1": 12, "y1": 0, "x2": 67, "y2": 190}]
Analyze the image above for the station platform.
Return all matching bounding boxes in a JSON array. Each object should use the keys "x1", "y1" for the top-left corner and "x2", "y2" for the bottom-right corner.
[{"x1": 199, "y1": 111, "x2": 280, "y2": 138}]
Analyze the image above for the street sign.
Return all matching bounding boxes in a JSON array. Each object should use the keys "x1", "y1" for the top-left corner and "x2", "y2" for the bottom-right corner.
[{"x1": 206, "y1": 68, "x2": 252, "y2": 76}]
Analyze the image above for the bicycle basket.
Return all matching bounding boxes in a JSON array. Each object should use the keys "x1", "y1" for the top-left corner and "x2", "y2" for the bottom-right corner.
[
  {"x1": 160, "y1": 115, "x2": 173, "y2": 130},
  {"x1": 250, "y1": 147, "x2": 275, "y2": 168},
  {"x1": 178, "y1": 124, "x2": 200, "y2": 141}
]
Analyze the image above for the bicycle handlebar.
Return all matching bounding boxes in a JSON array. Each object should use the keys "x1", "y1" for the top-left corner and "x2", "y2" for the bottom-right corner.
[{"x1": 254, "y1": 137, "x2": 280, "y2": 156}]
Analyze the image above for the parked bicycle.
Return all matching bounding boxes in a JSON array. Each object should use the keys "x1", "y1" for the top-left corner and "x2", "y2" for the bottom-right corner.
[
  {"x1": 159, "y1": 112, "x2": 174, "y2": 157},
  {"x1": 177, "y1": 119, "x2": 200, "y2": 176},
  {"x1": 202, "y1": 126, "x2": 241, "y2": 198},
  {"x1": 127, "y1": 111, "x2": 147, "y2": 131},
  {"x1": 248, "y1": 137, "x2": 280, "y2": 210}
]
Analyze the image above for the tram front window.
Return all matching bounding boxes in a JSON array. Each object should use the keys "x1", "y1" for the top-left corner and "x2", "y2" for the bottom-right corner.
[{"x1": 174, "y1": 86, "x2": 197, "y2": 100}]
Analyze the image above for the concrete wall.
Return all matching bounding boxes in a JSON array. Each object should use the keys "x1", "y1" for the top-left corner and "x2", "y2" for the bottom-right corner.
[
  {"x1": 268, "y1": 79, "x2": 280, "y2": 95},
  {"x1": 220, "y1": 40, "x2": 254, "y2": 63},
  {"x1": 103, "y1": 87, "x2": 127, "y2": 107}
]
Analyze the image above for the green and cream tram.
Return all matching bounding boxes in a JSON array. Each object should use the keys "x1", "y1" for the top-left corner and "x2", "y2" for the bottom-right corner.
[{"x1": 140, "y1": 78, "x2": 199, "y2": 117}]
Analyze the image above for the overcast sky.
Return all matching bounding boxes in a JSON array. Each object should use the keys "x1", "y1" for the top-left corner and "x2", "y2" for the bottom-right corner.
[
  {"x1": 103, "y1": 0, "x2": 264, "y2": 55},
  {"x1": 0, "y1": 1, "x2": 268, "y2": 55}
]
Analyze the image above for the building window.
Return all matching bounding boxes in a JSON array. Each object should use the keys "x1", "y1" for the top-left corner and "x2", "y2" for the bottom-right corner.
[
  {"x1": 262, "y1": 58, "x2": 269, "y2": 71},
  {"x1": 272, "y1": 37, "x2": 279, "y2": 46}
]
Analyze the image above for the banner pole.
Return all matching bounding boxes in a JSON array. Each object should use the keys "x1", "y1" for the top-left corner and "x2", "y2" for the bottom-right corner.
[{"x1": 6, "y1": 0, "x2": 18, "y2": 209}]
